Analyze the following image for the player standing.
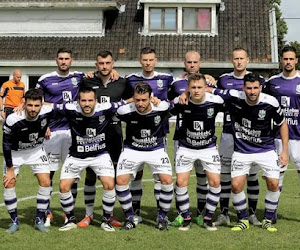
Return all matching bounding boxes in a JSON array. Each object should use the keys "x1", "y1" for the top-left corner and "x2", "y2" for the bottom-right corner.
[
  {"x1": 126, "y1": 47, "x2": 174, "y2": 224},
  {"x1": 169, "y1": 51, "x2": 213, "y2": 227},
  {"x1": 171, "y1": 73, "x2": 222, "y2": 231},
  {"x1": 116, "y1": 82, "x2": 173, "y2": 230},
  {"x1": 215, "y1": 48, "x2": 264, "y2": 226},
  {"x1": 3, "y1": 89, "x2": 52, "y2": 233},
  {"x1": 207, "y1": 73, "x2": 289, "y2": 232},
  {"x1": 76, "y1": 51, "x2": 133, "y2": 228},
  {"x1": 53, "y1": 87, "x2": 129, "y2": 231},
  {"x1": 264, "y1": 45, "x2": 300, "y2": 216}
]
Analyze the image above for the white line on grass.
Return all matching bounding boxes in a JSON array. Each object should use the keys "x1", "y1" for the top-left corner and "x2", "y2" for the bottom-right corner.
[
  {"x1": 0, "y1": 175, "x2": 180, "y2": 208},
  {"x1": 0, "y1": 169, "x2": 297, "y2": 208}
]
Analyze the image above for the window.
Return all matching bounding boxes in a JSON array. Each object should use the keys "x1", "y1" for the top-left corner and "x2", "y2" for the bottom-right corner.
[
  {"x1": 183, "y1": 8, "x2": 211, "y2": 31},
  {"x1": 140, "y1": 0, "x2": 221, "y2": 35},
  {"x1": 149, "y1": 8, "x2": 177, "y2": 31},
  {"x1": 29, "y1": 76, "x2": 40, "y2": 89},
  {"x1": 0, "y1": 76, "x2": 9, "y2": 88}
]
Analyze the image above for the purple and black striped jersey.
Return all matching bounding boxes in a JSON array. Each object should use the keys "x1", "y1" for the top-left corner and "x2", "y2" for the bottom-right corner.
[
  {"x1": 265, "y1": 72, "x2": 300, "y2": 140},
  {"x1": 117, "y1": 101, "x2": 172, "y2": 151},
  {"x1": 2, "y1": 105, "x2": 53, "y2": 167},
  {"x1": 53, "y1": 101, "x2": 126, "y2": 158},
  {"x1": 213, "y1": 89, "x2": 284, "y2": 154},
  {"x1": 217, "y1": 71, "x2": 265, "y2": 134},
  {"x1": 36, "y1": 71, "x2": 85, "y2": 132},
  {"x1": 170, "y1": 93, "x2": 224, "y2": 150}
]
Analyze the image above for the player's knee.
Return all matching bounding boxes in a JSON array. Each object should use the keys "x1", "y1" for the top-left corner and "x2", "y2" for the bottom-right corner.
[
  {"x1": 176, "y1": 177, "x2": 188, "y2": 187},
  {"x1": 102, "y1": 181, "x2": 115, "y2": 190},
  {"x1": 160, "y1": 175, "x2": 173, "y2": 185},
  {"x1": 116, "y1": 177, "x2": 128, "y2": 186},
  {"x1": 208, "y1": 179, "x2": 220, "y2": 188},
  {"x1": 59, "y1": 182, "x2": 71, "y2": 193},
  {"x1": 5, "y1": 179, "x2": 16, "y2": 188},
  {"x1": 39, "y1": 179, "x2": 51, "y2": 187}
]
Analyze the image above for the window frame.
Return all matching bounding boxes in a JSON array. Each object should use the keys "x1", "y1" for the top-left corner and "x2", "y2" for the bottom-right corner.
[
  {"x1": 149, "y1": 7, "x2": 177, "y2": 31},
  {"x1": 142, "y1": 3, "x2": 218, "y2": 35}
]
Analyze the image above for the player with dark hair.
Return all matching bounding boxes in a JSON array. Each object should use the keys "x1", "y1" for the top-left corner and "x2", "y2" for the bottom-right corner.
[
  {"x1": 171, "y1": 73, "x2": 222, "y2": 231},
  {"x1": 3, "y1": 89, "x2": 53, "y2": 233},
  {"x1": 50, "y1": 87, "x2": 129, "y2": 231},
  {"x1": 207, "y1": 72, "x2": 289, "y2": 232},
  {"x1": 76, "y1": 50, "x2": 133, "y2": 228},
  {"x1": 264, "y1": 45, "x2": 299, "y2": 222},
  {"x1": 126, "y1": 47, "x2": 174, "y2": 224},
  {"x1": 215, "y1": 47, "x2": 265, "y2": 227},
  {"x1": 116, "y1": 82, "x2": 173, "y2": 231}
]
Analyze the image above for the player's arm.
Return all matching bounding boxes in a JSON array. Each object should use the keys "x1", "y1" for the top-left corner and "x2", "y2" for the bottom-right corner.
[
  {"x1": 279, "y1": 121, "x2": 289, "y2": 167},
  {"x1": 0, "y1": 96, "x2": 5, "y2": 119},
  {"x1": 2, "y1": 123, "x2": 16, "y2": 187}
]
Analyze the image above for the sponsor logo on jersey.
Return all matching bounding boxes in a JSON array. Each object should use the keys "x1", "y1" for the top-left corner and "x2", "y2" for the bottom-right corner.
[
  {"x1": 242, "y1": 118, "x2": 251, "y2": 128},
  {"x1": 86, "y1": 128, "x2": 96, "y2": 137},
  {"x1": 71, "y1": 77, "x2": 78, "y2": 86},
  {"x1": 141, "y1": 129, "x2": 151, "y2": 138},
  {"x1": 99, "y1": 115, "x2": 105, "y2": 124},
  {"x1": 207, "y1": 108, "x2": 214, "y2": 118},
  {"x1": 281, "y1": 96, "x2": 290, "y2": 107},
  {"x1": 29, "y1": 132, "x2": 39, "y2": 141},
  {"x1": 193, "y1": 121, "x2": 204, "y2": 131},
  {"x1": 62, "y1": 91, "x2": 72, "y2": 102},
  {"x1": 100, "y1": 96, "x2": 110, "y2": 103},
  {"x1": 157, "y1": 79, "x2": 163, "y2": 89},
  {"x1": 296, "y1": 85, "x2": 300, "y2": 94},
  {"x1": 41, "y1": 118, "x2": 47, "y2": 128},
  {"x1": 258, "y1": 110, "x2": 266, "y2": 119},
  {"x1": 154, "y1": 115, "x2": 161, "y2": 126}
]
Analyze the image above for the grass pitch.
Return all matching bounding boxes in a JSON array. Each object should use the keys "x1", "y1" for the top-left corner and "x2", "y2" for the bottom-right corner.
[{"x1": 0, "y1": 124, "x2": 299, "y2": 250}]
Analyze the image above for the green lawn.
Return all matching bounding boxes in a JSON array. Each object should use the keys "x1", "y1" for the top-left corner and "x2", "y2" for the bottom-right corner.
[{"x1": 0, "y1": 124, "x2": 299, "y2": 250}]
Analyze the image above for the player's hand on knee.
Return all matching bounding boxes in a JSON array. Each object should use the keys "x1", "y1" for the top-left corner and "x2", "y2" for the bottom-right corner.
[{"x1": 3, "y1": 168, "x2": 16, "y2": 187}]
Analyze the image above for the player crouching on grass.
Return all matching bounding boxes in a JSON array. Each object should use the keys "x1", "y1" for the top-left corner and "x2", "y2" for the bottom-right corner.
[
  {"x1": 3, "y1": 89, "x2": 53, "y2": 233},
  {"x1": 115, "y1": 82, "x2": 174, "y2": 231},
  {"x1": 46, "y1": 87, "x2": 131, "y2": 232},
  {"x1": 171, "y1": 73, "x2": 223, "y2": 231},
  {"x1": 206, "y1": 73, "x2": 289, "y2": 232}
]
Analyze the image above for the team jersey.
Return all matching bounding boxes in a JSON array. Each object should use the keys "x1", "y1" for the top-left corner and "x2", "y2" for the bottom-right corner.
[
  {"x1": 81, "y1": 75, "x2": 133, "y2": 103},
  {"x1": 168, "y1": 77, "x2": 188, "y2": 100},
  {"x1": 2, "y1": 105, "x2": 53, "y2": 167},
  {"x1": 126, "y1": 71, "x2": 174, "y2": 101},
  {"x1": 0, "y1": 80, "x2": 25, "y2": 108},
  {"x1": 264, "y1": 72, "x2": 300, "y2": 140},
  {"x1": 53, "y1": 101, "x2": 126, "y2": 158},
  {"x1": 170, "y1": 93, "x2": 224, "y2": 150},
  {"x1": 213, "y1": 89, "x2": 284, "y2": 154},
  {"x1": 36, "y1": 71, "x2": 84, "y2": 131},
  {"x1": 217, "y1": 71, "x2": 265, "y2": 134},
  {"x1": 117, "y1": 101, "x2": 172, "y2": 151},
  {"x1": 127, "y1": 71, "x2": 174, "y2": 134}
]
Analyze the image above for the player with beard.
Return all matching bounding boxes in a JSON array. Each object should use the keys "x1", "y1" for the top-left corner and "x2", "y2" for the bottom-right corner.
[
  {"x1": 264, "y1": 46, "x2": 300, "y2": 222},
  {"x1": 77, "y1": 51, "x2": 133, "y2": 228}
]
